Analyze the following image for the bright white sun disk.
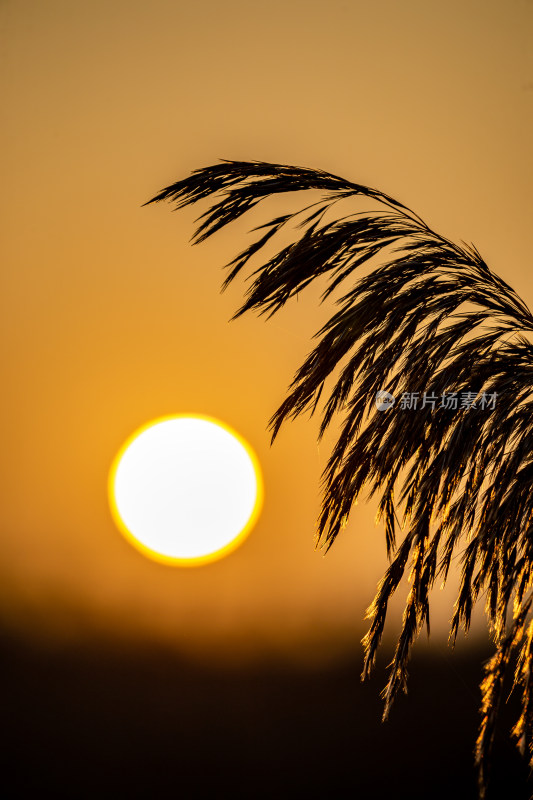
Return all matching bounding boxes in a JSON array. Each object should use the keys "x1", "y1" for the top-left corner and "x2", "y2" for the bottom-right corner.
[{"x1": 109, "y1": 415, "x2": 263, "y2": 565}]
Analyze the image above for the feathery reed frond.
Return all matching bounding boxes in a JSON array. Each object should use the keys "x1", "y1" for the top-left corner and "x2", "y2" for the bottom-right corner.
[{"x1": 146, "y1": 160, "x2": 533, "y2": 797}]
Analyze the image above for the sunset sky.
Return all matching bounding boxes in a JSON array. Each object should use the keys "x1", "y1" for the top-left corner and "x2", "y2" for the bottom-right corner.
[{"x1": 2, "y1": 0, "x2": 533, "y2": 669}]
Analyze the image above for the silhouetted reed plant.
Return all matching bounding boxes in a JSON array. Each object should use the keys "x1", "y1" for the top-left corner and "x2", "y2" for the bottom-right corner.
[{"x1": 146, "y1": 161, "x2": 533, "y2": 797}]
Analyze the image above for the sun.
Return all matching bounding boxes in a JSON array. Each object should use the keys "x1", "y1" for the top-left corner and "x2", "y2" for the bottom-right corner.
[{"x1": 108, "y1": 414, "x2": 263, "y2": 566}]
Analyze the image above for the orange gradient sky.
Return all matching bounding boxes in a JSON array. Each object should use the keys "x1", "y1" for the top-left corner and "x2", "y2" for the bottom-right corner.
[{"x1": 2, "y1": 0, "x2": 532, "y2": 663}]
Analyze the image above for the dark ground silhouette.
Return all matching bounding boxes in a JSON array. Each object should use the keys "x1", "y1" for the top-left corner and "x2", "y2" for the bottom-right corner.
[{"x1": 1, "y1": 630, "x2": 530, "y2": 799}]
